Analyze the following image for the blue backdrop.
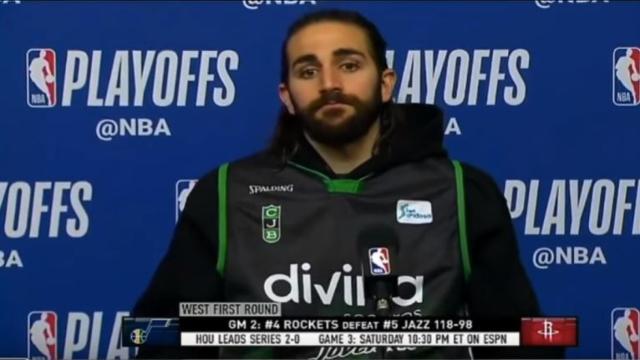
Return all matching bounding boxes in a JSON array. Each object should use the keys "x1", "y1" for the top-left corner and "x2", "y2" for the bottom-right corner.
[{"x1": 1, "y1": 1, "x2": 639, "y2": 359}]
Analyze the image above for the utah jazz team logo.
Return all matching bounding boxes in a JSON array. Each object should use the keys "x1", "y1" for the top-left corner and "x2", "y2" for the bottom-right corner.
[
  {"x1": 261, "y1": 205, "x2": 281, "y2": 243},
  {"x1": 130, "y1": 328, "x2": 148, "y2": 345}
]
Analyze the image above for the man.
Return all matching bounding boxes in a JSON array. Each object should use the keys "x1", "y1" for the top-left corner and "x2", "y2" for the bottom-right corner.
[{"x1": 134, "y1": 9, "x2": 563, "y2": 359}]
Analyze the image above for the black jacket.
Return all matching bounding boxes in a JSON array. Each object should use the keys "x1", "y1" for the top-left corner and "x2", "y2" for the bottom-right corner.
[{"x1": 133, "y1": 103, "x2": 564, "y2": 359}]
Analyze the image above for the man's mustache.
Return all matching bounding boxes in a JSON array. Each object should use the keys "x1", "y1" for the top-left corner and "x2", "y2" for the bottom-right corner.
[{"x1": 307, "y1": 91, "x2": 360, "y2": 113}]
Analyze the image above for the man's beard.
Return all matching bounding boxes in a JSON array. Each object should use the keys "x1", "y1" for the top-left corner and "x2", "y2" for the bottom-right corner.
[{"x1": 292, "y1": 88, "x2": 383, "y2": 147}]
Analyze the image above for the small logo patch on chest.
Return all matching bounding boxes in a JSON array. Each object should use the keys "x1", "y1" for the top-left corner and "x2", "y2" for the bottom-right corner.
[
  {"x1": 262, "y1": 205, "x2": 281, "y2": 243},
  {"x1": 396, "y1": 200, "x2": 433, "y2": 224}
]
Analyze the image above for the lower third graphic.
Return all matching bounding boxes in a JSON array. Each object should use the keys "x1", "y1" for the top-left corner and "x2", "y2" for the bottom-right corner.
[
  {"x1": 612, "y1": 307, "x2": 640, "y2": 360},
  {"x1": 28, "y1": 311, "x2": 57, "y2": 360}
]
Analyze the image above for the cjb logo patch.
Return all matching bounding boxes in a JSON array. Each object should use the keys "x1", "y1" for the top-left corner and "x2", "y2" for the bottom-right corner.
[{"x1": 262, "y1": 205, "x2": 281, "y2": 243}]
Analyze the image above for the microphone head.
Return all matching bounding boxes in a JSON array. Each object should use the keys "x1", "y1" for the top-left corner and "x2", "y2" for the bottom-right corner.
[
  {"x1": 356, "y1": 224, "x2": 400, "y2": 300},
  {"x1": 356, "y1": 224, "x2": 400, "y2": 277}
]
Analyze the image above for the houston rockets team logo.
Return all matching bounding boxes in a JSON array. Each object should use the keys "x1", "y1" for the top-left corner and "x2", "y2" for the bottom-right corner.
[
  {"x1": 613, "y1": 47, "x2": 640, "y2": 106},
  {"x1": 26, "y1": 48, "x2": 57, "y2": 107},
  {"x1": 28, "y1": 311, "x2": 57, "y2": 360},
  {"x1": 520, "y1": 317, "x2": 577, "y2": 346},
  {"x1": 612, "y1": 308, "x2": 640, "y2": 360}
]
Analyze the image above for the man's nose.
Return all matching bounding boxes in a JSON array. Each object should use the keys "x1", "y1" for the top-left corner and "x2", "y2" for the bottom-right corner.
[{"x1": 320, "y1": 67, "x2": 342, "y2": 92}]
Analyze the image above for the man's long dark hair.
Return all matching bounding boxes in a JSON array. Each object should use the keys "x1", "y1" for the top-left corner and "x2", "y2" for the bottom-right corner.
[{"x1": 268, "y1": 9, "x2": 395, "y2": 163}]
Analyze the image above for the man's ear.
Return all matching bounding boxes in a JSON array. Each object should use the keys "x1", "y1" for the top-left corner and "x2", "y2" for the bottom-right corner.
[
  {"x1": 380, "y1": 68, "x2": 397, "y2": 103},
  {"x1": 279, "y1": 83, "x2": 295, "y2": 114}
]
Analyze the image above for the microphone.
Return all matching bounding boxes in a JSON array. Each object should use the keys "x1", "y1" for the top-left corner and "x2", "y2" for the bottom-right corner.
[{"x1": 356, "y1": 224, "x2": 400, "y2": 317}]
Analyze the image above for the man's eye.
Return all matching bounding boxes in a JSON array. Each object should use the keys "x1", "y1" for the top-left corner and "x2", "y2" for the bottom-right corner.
[
  {"x1": 341, "y1": 62, "x2": 360, "y2": 72},
  {"x1": 298, "y1": 68, "x2": 318, "y2": 78}
]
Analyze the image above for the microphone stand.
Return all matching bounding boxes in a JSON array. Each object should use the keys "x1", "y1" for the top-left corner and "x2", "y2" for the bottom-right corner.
[{"x1": 372, "y1": 282, "x2": 392, "y2": 359}]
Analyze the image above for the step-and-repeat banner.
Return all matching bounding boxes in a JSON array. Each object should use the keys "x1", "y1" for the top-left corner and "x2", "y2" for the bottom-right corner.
[{"x1": 1, "y1": 1, "x2": 638, "y2": 359}]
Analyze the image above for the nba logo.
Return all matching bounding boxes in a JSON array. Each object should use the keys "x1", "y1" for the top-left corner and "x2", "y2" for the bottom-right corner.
[
  {"x1": 27, "y1": 311, "x2": 57, "y2": 360},
  {"x1": 611, "y1": 307, "x2": 640, "y2": 360},
  {"x1": 613, "y1": 47, "x2": 640, "y2": 106},
  {"x1": 26, "y1": 49, "x2": 57, "y2": 107},
  {"x1": 368, "y1": 247, "x2": 391, "y2": 275},
  {"x1": 175, "y1": 179, "x2": 197, "y2": 222}
]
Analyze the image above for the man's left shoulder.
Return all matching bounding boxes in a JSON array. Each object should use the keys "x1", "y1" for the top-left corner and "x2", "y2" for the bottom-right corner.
[{"x1": 454, "y1": 161, "x2": 504, "y2": 199}]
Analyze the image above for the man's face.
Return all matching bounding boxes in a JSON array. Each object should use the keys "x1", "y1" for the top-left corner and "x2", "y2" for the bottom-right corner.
[{"x1": 279, "y1": 21, "x2": 395, "y2": 146}]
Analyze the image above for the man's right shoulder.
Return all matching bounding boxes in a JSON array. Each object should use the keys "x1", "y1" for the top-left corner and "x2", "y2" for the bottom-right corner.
[{"x1": 186, "y1": 151, "x2": 277, "y2": 210}]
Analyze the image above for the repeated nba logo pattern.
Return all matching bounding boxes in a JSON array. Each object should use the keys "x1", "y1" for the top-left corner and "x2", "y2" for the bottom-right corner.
[
  {"x1": 26, "y1": 49, "x2": 57, "y2": 107},
  {"x1": 27, "y1": 311, "x2": 57, "y2": 360},
  {"x1": 613, "y1": 47, "x2": 640, "y2": 106},
  {"x1": 612, "y1": 308, "x2": 640, "y2": 360}
]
